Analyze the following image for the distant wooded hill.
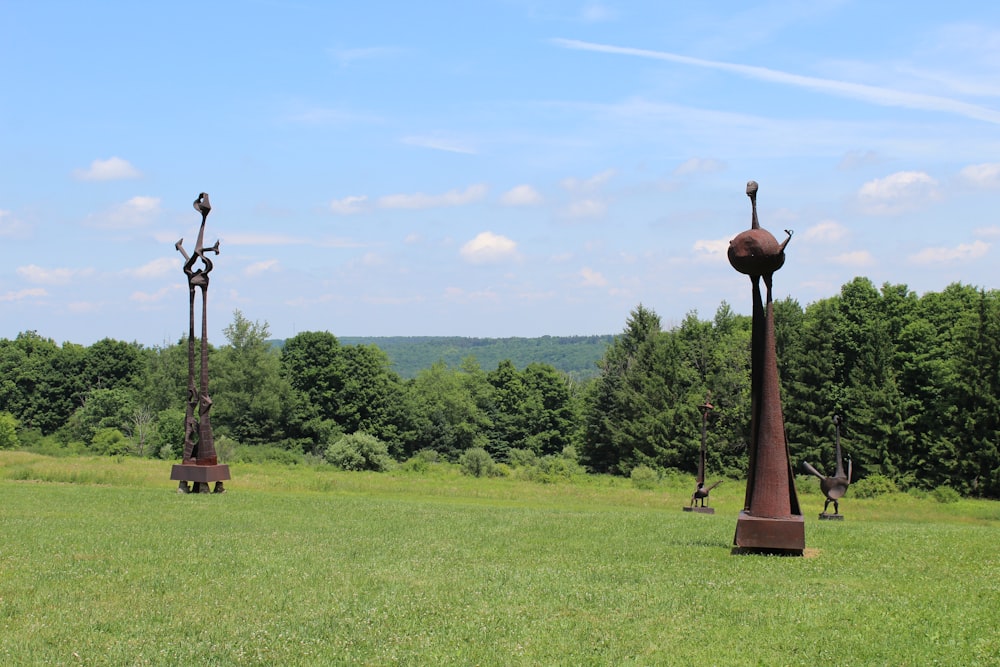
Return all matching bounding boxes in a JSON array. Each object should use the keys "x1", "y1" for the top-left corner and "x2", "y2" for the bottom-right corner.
[{"x1": 271, "y1": 335, "x2": 615, "y2": 380}]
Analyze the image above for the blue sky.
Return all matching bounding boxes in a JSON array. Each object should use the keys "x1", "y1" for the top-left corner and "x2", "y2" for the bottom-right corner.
[{"x1": 2, "y1": 1, "x2": 999, "y2": 346}]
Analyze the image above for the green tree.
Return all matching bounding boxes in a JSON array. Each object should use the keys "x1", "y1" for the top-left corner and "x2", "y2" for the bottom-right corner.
[{"x1": 212, "y1": 310, "x2": 297, "y2": 446}]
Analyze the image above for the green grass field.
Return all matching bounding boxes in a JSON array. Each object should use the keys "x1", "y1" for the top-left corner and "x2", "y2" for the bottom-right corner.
[{"x1": 1, "y1": 452, "x2": 998, "y2": 666}]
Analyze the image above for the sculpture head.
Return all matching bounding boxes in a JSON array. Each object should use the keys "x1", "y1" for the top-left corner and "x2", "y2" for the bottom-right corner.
[{"x1": 728, "y1": 180, "x2": 791, "y2": 276}]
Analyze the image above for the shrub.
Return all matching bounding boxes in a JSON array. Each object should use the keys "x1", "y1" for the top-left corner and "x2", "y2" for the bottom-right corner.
[
  {"x1": 0, "y1": 412, "x2": 19, "y2": 449},
  {"x1": 325, "y1": 432, "x2": 393, "y2": 472},
  {"x1": 400, "y1": 449, "x2": 441, "y2": 473},
  {"x1": 630, "y1": 465, "x2": 658, "y2": 490},
  {"x1": 795, "y1": 474, "x2": 821, "y2": 495},
  {"x1": 507, "y1": 448, "x2": 538, "y2": 468},
  {"x1": 214, "y1": 435, "x2": 237, "y2": 463},
  {"x1": 460, "y1": 447, "x2": 498, "y2": 478},
  {"x1": 91, "y1": 428, "x2": 130, "y2": 456},
  {"x1": 230, "y1": 445, "x2": 304, "y2": 465},
  {"x1": 852, "y1": 473, "x2": 899, "y2": 499},
  {"x1": 931, "y1": 485, "x2": 961, "y2": 504}
]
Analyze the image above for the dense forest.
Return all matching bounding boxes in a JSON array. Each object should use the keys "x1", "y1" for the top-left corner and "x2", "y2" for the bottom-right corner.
[
  {"x1": 332, "y1": 336, "x2": 614, "y2": 380},
  {"x1": 1, "y1": 276, "x2": 997, "y2": 497}
]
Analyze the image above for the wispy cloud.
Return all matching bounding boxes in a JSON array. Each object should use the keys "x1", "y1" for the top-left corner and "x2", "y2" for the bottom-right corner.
[
  {"x1": 674, "y1": 158, "x2": 726, "y2": 175},
  {"x1": 561, "y1": 169, "x2": 615, "y2": 192},
  {"x1": 551, "y1": 38, "x2": 1000, "y2": 124},
  {"x1": 222, "y1": 232, "x2": 305, "y2": 246},
  {"x1": 858, "y1": 171, "x2": 938, "y2": 215},
  {"x1": 330, "y1": 195, "x2": 369, "y2": 214},
  {"x1": 0, "y1": 287, "x2": 47, "y2": 302},
  {"x1": 245, "y1": 259, "x2": 280, "y2": 276},
  {"x1": 88, "y1": 196, "x2": 161, "y2": 229},
  {"x1": 73, "y1": 156, "x2": 141, "y2": 181},
  {"x1": 401, "y1": 136, "x2": 477, "y2": 155},
  {"x1": 801, "y1": 220, "x2": 848, "y2": 243},
  {"x1": 960, "y1": 162, "x2": 1000, "y2": 189},
  {"x1": 501, "y1": 184, "x2": 543, "y2": 206},
  {"x1": 832, "y1": 250, "x2": 875, "y2": 267},
  {"x1": 379, "y1": 184, "x2": 488, "y2": 210},
  {"x1": 460, "y1": 231, "x2": 519, "y2": 264},
  {"x1": 328, "y1": 46, "x2": 400, "y2": 66},
  {"x1": 0, "y1": 210, "x2": 30, "y2": 238},
  {"x1": 838, "y1": 150, "x2": 883, "y2": 170},
  {"x1": 127, "y1": 257, "x2": 175, "y2": 279},
  {"x1": 693, "y1": 238, "x2": 729, "y2": 260},
  {"x1": 909, "y1": 240, "x2": 990, "y2": 264},
  {"x1": 130, "y1": 286, "x2": 174, "y2": 304},
  {"x1": 17, "y1": 264, "x2": 93, "y2": 285},
  {"x1": 579, "y1": 267, "x2": 608, "y2": 287}
]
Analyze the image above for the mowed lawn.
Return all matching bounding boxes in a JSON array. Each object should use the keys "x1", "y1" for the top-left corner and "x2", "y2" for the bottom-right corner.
[{"x1": 1, "y1": 452, "x2": 998, "y2": 665}]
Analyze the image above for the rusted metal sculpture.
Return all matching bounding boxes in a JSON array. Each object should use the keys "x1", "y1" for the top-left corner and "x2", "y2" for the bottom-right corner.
[
  {"x1": 803, "y1": 414, "x2": 852, "y2": 519},
  {"x1": 730, "y1": 181, "x2": 804, "y2": 554},
  {"x1": 685, "y1": 394, "x2": 722, "y2": 513},
  {"x1": 169, "y1": 193, "x2": 230, "y2": 493}
]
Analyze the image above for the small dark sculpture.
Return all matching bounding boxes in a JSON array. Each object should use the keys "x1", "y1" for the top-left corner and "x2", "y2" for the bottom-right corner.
[
  {"x1": 731, "y1": 181, "x2": 804, "y2": 554},
  {"x1": 803, "y1": 414, "x2": 852, "y2": 517},
  {"x1": 169, "y1": 193, "x2": 230, "y2": 493},
  {"x1": 687, "y1": 395, "x2": 722, "y2": 512}
]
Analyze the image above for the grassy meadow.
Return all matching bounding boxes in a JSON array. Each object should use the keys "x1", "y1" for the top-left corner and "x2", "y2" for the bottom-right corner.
[{"x1": 1, "y1": 451, "x2": 998, "y2": 666}]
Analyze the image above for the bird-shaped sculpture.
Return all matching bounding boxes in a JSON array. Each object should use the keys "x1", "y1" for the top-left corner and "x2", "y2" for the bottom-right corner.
[
  {"x1": 691, "y1": 480, "x2": 723, "y2": 508},
  {"x1": 802, "y1": 414, "x2": 852, "y2": 515},
  {"x1": 689, "y1": 394, "x2": 722, "y2": 508}
]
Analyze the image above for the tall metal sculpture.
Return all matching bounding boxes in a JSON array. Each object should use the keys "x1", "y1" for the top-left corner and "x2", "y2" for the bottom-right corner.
[
  {"x1": 685, "y1": 394, "x2": 722, "y2": 513},
  {"x1": 170, "y1": 193, "x2": 230, "y2": 493},
  {"x1": 729, "y1": 181, "x2": 804, "y2": 554},
  {"x1": 803, "y1": 414, "x2": 852, "y2": 519}
]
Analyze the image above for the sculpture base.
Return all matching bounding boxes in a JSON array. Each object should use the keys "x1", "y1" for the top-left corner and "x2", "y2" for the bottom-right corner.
[
  {"x1": 171, "y1": 463, "x2": 230, "y2": 483},
  {"x1": 819, "y1": 513, "x2": 844, "y2": 521},
  {"x1": 683, "y1": 506, "x2": 715, "y2": 514},
  {"x1": 733, "y1": 511, "x2": 805, "y2": 555}
]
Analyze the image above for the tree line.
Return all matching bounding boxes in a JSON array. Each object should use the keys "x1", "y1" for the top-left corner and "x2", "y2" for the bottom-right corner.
[{"x1": 0, "y1": 277, "x2": 997, "y2": 497}]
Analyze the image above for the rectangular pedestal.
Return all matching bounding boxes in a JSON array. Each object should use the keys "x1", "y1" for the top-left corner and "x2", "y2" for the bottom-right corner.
[
  {"x1": 734, "y1": 511, "x2": 805, "y2": 554},
  {"x1": 683, "y1": 506, "x2": 715, "y2": 514},
  {"x1": 170, "y1": 463, "x2": 231, "y2": 483}
]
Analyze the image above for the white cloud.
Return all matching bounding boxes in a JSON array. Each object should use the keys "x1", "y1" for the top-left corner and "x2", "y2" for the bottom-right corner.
[
  {"x1": 581, "y1": 3, "x2": 615, "y2": 22},
  {"x1": 562, "y1": 199, "x2": 607, "y2": 219},
  {"x1": 838, "y1": 150, "x2": 882, "y2": 170},
  {"x1": 674, "y1": 158, "x2": 726, "y2": 175},
  {"x1": 501, "y1": 184, "x2": 543, "y2": 206},
  {"x1": 73, "y1": 156, "x2": 141, "y2": 181},
  {"x1": 909, "y1": 240, "x2": 990, "y2": 264},
  {"x1": 17, "y1": 264, "x2": 92, "y2": 285},
  {"x1": 401, "y1": 136, "x2": 476, "y2": 155},
  {"x1": 561, "y1": 170, "x2": 614, "y2": 192},
  {"x1": 551, "y1": 39, "x2": 1000, "y2": 125},
  {"x1": 68, "y1": 301, "x2": 101, "y2": 314},
  {"x1": 579, "y1": 267, "x2": 608, "y2": 287},
  {"x1": 857, "y1": 171, "x2": 938, "y2": 215},
  {"x1": 245, "y1": 259, "x2": 280, "y2": 276},
  {"x1": 960, "y1": 163, "x2": 1000, "y2": 189},
  {"x1": 832, "y1": 250, "x2": 875, "y2": 266},
  {"x1": 378, "y1": 184, "x2": 488, "y2": 210},
  {"x1": 128, "y1": 257, "x2": 176, "y2": 279},
  {"x1": 974, "y1": 226, "x2": 1000, "y2": 238},
  {"x1": 460, "y1": 231, "x2": 519, "y2": 264},
  {"x1": 89, "y1": 196, "x2": 162, "y2": 229},
  {"x1": 0, "y1": 287, "x2": 47, "y2": 302},
  {"x1": 0, "y1": 210, "x2": 30, "y2": 238},
  {"x1": 330, "y1": 195, "x2": 369, "y2": 214},
  {"x1": 129, "y1": 286, "x2": 174, "y2": 304},
  {"x1": 802, "y1": 220, "x2": 848, "y2": 243},
  {"x1": 222, "y1": 232, "x2": 304, "y2": 246},
  {"x1": 444, "y1": 286, "x2": 499, "y2": 302},
  {"x1": 693, "y1": 238, "x2": 730, "y2": 259}
]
